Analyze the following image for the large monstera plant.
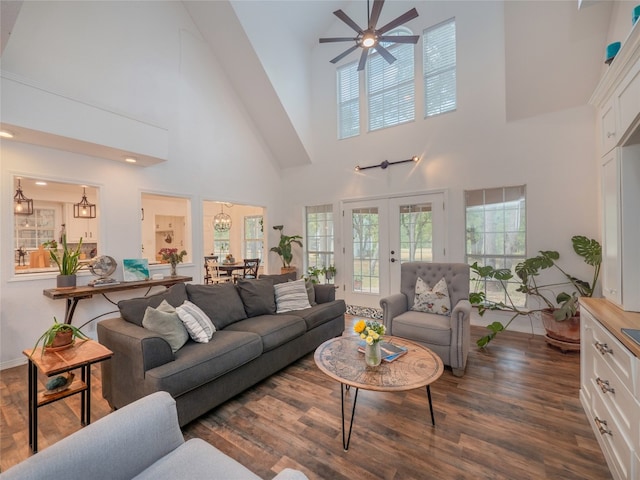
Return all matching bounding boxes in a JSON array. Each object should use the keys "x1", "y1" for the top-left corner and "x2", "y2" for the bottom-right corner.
[{"x1": 470, "y1": 235, "x2": 601, "y2": 347}]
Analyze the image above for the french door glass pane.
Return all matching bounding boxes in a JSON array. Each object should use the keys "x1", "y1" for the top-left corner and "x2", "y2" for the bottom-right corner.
[
  {"x1": 399, "y1": 203, "x2": 433, "y2": 262},
  {"x1": 352, "y1": 207, "x2": 379, "y2": 294}
]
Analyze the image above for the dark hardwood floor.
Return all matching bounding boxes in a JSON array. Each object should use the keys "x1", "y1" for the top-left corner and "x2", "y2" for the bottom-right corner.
[{"x1": 1, "y1": 319, "x2": 612, "y2": 479}]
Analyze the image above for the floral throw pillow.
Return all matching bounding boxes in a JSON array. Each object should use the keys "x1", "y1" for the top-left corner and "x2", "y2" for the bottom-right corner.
[{"x1": 411, "y1": 277, "x2": 451, "y2": 316}]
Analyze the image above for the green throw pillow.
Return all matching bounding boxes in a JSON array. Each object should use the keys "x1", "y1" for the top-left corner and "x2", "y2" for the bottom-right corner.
[{"x1": 142, "y1": 300, "x2": 189, "y2": 352}]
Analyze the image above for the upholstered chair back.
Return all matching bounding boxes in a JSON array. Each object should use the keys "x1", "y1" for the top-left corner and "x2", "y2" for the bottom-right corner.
[{"x1": 400, "y1": 262, "x2": 470, "y2": 308}]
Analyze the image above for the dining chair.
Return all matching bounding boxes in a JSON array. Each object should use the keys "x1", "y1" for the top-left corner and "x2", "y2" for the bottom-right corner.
[
  {"x1": 242, "y1": 258, "x2": 260, "y2": 279},
  {"x1": 203, "y1": 256, "x2": 217, "y2": 284},
  {"x1": 205, "y1": 256, "x2": 230, "y2": 284}
]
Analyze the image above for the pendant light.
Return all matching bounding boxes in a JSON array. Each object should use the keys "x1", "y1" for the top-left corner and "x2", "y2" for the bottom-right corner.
[
  {"x1": 73, "y1": 187, "x2": 96, "y2": 218},
  {"x1": 213, "y1": 203, "x2": 232, "y2": 232},
  {"x1": 13, "y1": 179, "x2": 34, "y2": 216}
]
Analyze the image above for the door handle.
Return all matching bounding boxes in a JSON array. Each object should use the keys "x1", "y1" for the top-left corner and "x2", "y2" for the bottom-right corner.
[
  {"x1": 390, "y1": 250, "x2": 395, "y2": 254},
  {"x1": 390, "y1": 258, "x2": 396, "y2": 263}
]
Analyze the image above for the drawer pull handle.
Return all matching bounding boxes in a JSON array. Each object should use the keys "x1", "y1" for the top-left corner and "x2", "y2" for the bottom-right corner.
[
  {"x1": 595, "y1": 341, "x2": 613, "y2": 355},
  {"x1": 596, "y1": 377, "x2": 615, "y2": 394},
  {"x1": 606, "y1": 131, "x2": 616, "y2": 138},
  {"x1": 594, "y1": 417, "x2": 612, "y2": 436}
]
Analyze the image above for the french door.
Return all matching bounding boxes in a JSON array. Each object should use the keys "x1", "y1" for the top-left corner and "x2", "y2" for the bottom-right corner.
[{"x1": 342, "y1": 193, "x2": 445, "y2": 308}]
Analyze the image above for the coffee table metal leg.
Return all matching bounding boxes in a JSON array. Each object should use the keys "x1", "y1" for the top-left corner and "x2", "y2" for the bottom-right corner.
[
  {"x1": 426, "y1": 385, "x2": 435, "y2": 426},
  {"x1": 341, "y1": 383, "x2": 359, "y2": 451}
]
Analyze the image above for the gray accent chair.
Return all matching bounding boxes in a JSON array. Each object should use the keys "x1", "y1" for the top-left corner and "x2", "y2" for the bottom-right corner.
[
  {"x1": 0, "y1": 391, "x2": 308, "y2": 480},
  {"x1": 380, "y1": 262, "x2": 471, "y2": 377}
]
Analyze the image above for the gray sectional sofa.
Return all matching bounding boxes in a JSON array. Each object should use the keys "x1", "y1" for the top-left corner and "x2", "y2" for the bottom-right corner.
[{"x1": 97, "y1": 274, "x2": 345, "y2": 426}]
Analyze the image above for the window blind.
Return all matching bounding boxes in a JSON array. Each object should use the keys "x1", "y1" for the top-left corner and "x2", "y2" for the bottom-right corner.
[
  {"x1": 337, "y1": 61, "x2": 359, "y2": 139},
  {"x1": 424, "y1": 18, "x2": 456, "y2": 117},
  {"x1": 367, "y1": 30, "x2": 415, "y2": 132}
]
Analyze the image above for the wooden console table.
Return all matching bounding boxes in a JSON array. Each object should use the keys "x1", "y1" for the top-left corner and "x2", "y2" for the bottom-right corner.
[
  {"x1": 43, "y1": 275, "x2": 192, "y2": 325},
  {"x1": 23, "y1": 340, "x2": 113, "y2": 453}
]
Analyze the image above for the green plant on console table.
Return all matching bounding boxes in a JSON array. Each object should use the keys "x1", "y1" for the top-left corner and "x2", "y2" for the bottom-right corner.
[
  {"x1": 470, "y1": 235, "x2": 601, "y2": 348},
  {"x1": 43, "y1": 235, "x2": 84, "y2": 275}
]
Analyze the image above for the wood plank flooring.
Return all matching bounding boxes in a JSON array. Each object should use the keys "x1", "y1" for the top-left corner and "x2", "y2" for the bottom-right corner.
[{"x1": 1, "y1": 320, "x2": 612, "y2": 479}]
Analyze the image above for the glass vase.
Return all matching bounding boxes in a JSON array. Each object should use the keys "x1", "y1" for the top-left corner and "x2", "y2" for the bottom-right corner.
[
  {"x1": 170, "y1": 261, "x2": 177, "y2": 277},
  {"x1": 365, "y1": 341, "x2": 382, "y2": 367}
]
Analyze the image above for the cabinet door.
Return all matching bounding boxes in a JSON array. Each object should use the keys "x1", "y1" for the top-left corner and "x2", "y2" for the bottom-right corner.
[
  {"x1": 602, "y1": 152, "x2": 621, "y2": 306},
  {"x1": 617, "y1": 62, "x2": 640, "y2": 142},
  {"x1": 601, "y1": 101, "x2": 618, "y2": 155}
]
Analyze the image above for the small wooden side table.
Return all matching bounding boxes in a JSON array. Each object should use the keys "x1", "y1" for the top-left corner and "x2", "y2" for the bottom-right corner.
[{"x1": 22, "y1": 340, "x2": 113, "y2": 453}]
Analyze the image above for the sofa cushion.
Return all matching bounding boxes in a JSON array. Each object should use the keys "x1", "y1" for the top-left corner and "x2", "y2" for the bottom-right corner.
[
  {"x1": 274, "y1": 279, "x2": 311, "y2": 313},
  {"x1": 259, "y1": 272, "x2": 297, "y2": 285},
  {"x1": 186, "y1": 283, "x2": 247, "y2": 330},
  {"x1": 176, "y1": 301, "x2": 215, "y2": 343},
  {"x1": 142, "y1": 300, "x2": 189, "y2": 353},
  {"x1": 145, "y1": 330, "x2": 263, "y2": 397},
  {"x1": 391, "y1": 310, "x2": 451, "y2": 346},
  {"x1": 119, "y1": 283, "x2": 188, "y2": 327},
  {"x1": 225, "y1": 314, "x2": 306, "y2": 352},
  {"x1": 291, "y1": 300, "x2": 346, "y2": 331},
  {"x1": 236, "y1": 278, "x2": 276, "y2": 317},
  {"x1": 133, "y1": 438, "x2": 263, "y2": 480},
  {"x1": 305, "y1": 279, "x2": 317, "y2": 306}
]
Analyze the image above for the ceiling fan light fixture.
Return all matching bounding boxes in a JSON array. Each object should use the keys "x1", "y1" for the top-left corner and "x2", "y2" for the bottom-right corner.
[{"x1": 361, "y1": 32, "x2": 377, "y2": 48}]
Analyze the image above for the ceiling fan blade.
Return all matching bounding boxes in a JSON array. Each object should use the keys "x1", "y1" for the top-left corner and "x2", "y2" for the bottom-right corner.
[
  {"x1": 377, "y1": 7, "x2": 419, "y2": 35},
  {"x1": 357, "y1": 48, "x2": 369, "y2": 71},
  {"x1": 369, "y1": 0, "x2": 385, "y2": 29},
  {"x1": 379, "y1": 35, "x2": 420, "y2": 44},
  {"x1": 375, "y1": 43, "x2": 397, "y2": 65},
  {"x1": 319, "y1": 37, "x2": 357, "y2": 43},
  {"x1": 330, "y1": 45, "x2": 360, "y2": 64},
  {"x1": 333, "y1": 9, "x2": 363, "y2": 34}
]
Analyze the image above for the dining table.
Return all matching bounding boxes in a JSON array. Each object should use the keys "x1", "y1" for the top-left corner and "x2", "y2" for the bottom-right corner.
[{"x1": 215, "y1": 262, "x2": 247, "y2": 278}]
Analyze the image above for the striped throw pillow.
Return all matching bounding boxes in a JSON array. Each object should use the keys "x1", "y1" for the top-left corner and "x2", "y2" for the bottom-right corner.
[
  {"x1": 274, "y1": 278, "x2": 312, "y2": 313},
  {"x1": 176, "y1": 300, "x2": 216, "y2": 343}
]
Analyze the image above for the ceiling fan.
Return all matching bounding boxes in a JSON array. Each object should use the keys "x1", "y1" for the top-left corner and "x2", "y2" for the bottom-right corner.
[{"x1": 319, "y1": 0, "x2": 419, "y2": 71}]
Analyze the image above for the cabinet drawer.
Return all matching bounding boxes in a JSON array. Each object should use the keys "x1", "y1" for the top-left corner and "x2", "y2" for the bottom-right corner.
[
  {"x1": 591, "y1": 351, "x2": 638, "y2": 439},
  {"x1": 592, "y1": 392, "x2": 633, "y2": 480},
  {"x1": 588, "y1": 311, "x2": 635, "y2": 387},
  {"x1": 601, "y1": 101, "x2": 618, "y2": 154}
]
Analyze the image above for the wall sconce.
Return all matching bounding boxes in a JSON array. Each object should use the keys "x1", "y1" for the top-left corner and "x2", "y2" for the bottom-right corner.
[
  {"x1": 355, "y1": 156, "x2": 420, "y2": 172},
  {"x1": 213, "y1": 203, "x2": 232, "y2": 232},
  {"x1": 73, "y1": 187, "x2": 97, "y2": 218},
  {"x1": 13, "y1": 179, "x2": 34, "y2": 216}
]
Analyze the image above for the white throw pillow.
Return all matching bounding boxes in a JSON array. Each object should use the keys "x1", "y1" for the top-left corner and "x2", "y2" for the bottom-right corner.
[
  {"x1": 176, "y1": 300, "x2": 216, "y2": 343},
  {"x1": 274, "y1": 278, "x2": 312, "y2": 313},
  {"x1": 411, "y1": 277, "x2": 451, "y2": 316}
]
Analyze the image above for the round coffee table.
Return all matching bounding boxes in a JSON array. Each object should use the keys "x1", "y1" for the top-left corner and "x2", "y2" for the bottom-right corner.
[{"x1": 314, "y1": 335, "x2": 444, "y2": 450}]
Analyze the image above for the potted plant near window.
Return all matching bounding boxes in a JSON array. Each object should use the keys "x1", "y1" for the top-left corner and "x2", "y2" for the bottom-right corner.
[
  {"x1": 43, "y1": 235, "x2": 84, "y2": 288},
  {"x1": 470, "y1": 235, "x2": 601, "y2": 351},
  {"x1": 270, "y1": 225, "x2": 303, "y2": 274},
  {"x1": 322, "y1": 265, "x2": 337, "y2": 283}
]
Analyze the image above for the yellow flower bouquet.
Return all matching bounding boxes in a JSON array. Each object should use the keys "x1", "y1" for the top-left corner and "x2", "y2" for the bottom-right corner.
[{"x1": 354, "y1": 319, "x2": 385, "y2": 345}]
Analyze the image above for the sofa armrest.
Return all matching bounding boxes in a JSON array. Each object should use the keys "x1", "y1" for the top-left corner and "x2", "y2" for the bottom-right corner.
[
  {"x1": 97, "y1": 317, "x2": 173, "y2": 409},
  {"x1": 313, "y1": 284, "x2": 336, "y2": 304},
  {"x1": 273, "y1": 468, "x2": 310, "y2": 480},
  {"x1": 0, "y1": 392, "x2": 184, "y2": 480},
  {"x1": 379, "y1": 293, "x2": 408, "y2": 332}
]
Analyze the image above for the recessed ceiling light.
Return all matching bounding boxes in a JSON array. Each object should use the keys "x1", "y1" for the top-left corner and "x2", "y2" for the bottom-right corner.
[
  {"x1": 35, "y1": 181, "x2": 47, "y2": 186},
  {"x1": 0, "y1": 130, "x2": 14, "y2": 138},
  {"x1": 124, "y1": 157, "x2": 137, "y2": 163}
]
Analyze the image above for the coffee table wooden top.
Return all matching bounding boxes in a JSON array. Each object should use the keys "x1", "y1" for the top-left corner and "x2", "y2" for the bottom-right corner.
[{"x1": 314, "y1": 335, "x2": 444, "y2": 392}]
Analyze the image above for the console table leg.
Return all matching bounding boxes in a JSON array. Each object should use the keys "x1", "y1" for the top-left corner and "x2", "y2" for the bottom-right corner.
[
  {"x1": 341, "y1": 383, "x2": 359, "y2": 451},
  {"x1": 80, "y1": 366, "x2": 87, "y2": 426},
  {"x1": 426, "y1": 385, "x2": 435, "y2": 426},
  {"x1": 85, "y1": 365, "x2": 91, "y2": 425}
]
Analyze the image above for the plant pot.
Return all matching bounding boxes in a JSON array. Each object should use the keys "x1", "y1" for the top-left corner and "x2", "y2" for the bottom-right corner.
[
  {"x1": 56, "y1": 274, "x2": 77, "y2": 289},
  {"x1": 281, "y1": 266, "x2": 296, "y2": 275},
  {"x1": 46, "y1": 329, "x2": 74, "y2": 351},
  {"x1": 541, "y1": 309, "x2": 580, "y2": 344}
]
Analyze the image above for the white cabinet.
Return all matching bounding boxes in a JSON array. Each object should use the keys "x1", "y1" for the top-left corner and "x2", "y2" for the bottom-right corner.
[
  {"x1": 580, "y1": 299, "x2": 640, "y2": 480},
  {"x1": 601, "y1": 147, "x2": 640, "y2": 311},
  {"x1": 601, "y1": 100, "x2": 618, "y2": 155},
  {"x1": 64, "y1": 204, "x2": 98, "y2": 243}
]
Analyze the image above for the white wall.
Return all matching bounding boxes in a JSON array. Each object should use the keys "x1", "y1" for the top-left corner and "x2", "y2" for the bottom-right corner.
[
  {"x1": 0, "y1": 1, "x2": 283, "y2": 368},
  {"x1": 286, "y1": 1, "x2": 600, "y2": 333}
]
